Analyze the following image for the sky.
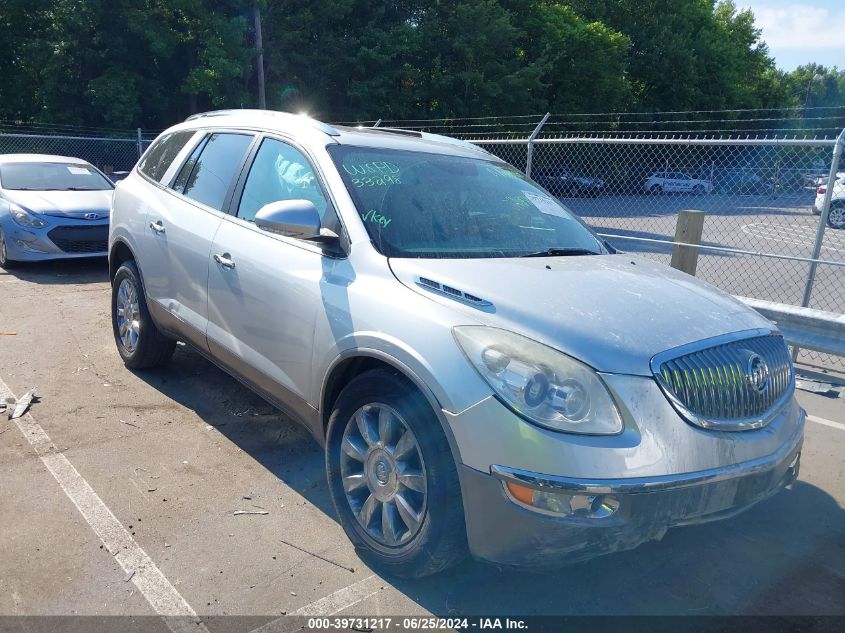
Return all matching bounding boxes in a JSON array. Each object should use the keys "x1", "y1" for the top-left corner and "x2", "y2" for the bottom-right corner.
[{"x1": 741, "y1": 0, "x2": 844, "y2": 71}]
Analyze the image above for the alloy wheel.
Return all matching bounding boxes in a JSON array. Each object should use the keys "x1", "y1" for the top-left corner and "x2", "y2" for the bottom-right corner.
[
  {"x1": 116, "y1": 277, "x2": 141, "y2": 353},
  {"x1": 340, "y1": 403, "x2": 427, "y2": 547},
  {"x1": 829, "y1": 207, "x2": 845, "y2": 229}
]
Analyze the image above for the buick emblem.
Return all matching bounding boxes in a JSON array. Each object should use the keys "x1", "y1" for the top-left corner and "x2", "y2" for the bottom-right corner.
[
  {"x1": 84, "y1": 212, "x2": 101, "y2": 220},
  {"x1": 746, "y1": 353, "x2": 770, "y2": 393}
]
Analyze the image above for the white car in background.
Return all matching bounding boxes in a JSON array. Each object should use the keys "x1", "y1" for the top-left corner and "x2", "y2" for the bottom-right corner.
[
  {"x1": 644, "y1": 171, "x2": 713, "y2": 195},
  {"x1": 814, "y1": 175, "x2": 845, "y2": 229}
]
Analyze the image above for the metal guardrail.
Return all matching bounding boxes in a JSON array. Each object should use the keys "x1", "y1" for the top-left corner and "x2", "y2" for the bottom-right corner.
[{"x1": 737, "y1": 297, "x2": 845, "y2": 357}]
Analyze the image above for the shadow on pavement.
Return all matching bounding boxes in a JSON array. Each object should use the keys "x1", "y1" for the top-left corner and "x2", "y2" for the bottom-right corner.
[
  {"x1": 135, "y1": 345, "x2": 845, "y2": 616},
  {"x1": 0, "y1": 256, "x2": 108, "y2": 285}
]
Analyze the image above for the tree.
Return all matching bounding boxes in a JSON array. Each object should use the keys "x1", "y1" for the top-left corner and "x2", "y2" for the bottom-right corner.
[
  {"x1": 260, "y1": 1, "x2": 629, "y2": 120},
  {"x1": 0, "y1": 0, "x2": 51, "y2": 122},
  {"x1": 3, "y1": 0, "x2": 253, "y2": 128},
  {"x1": 0, "y1": 0, "x2": 836, "y2": 129},
  {"x1": 569, "y1": 0, "x2": 785, "y2": 112},
  {"x1": 517, "y1": 2, "x2": 629, "y2": 115}
]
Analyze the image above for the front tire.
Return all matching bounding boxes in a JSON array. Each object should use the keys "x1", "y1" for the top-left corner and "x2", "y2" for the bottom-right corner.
[
  {"x1": 0, "y1": 229, "x2": 18, "y2": 268},
  {"x1": 111, "y1": 260, "x2": 176, "y2": 368},
  {"x1": 693, "y1": 184, "x2": 706, "y2": 195},
  {"x1": 326, "y1": 369, "x2": 468, "y2": 578}
]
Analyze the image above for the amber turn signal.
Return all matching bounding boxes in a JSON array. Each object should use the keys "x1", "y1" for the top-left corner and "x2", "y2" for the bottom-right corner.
[{"x1": 505, "y1": 481, "x2": 535, "y2": 505}]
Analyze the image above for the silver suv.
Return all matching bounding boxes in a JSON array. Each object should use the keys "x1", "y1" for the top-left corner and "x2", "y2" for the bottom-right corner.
[{"x1": 109, "y1": 110, "x2": 804, "y2": 577}]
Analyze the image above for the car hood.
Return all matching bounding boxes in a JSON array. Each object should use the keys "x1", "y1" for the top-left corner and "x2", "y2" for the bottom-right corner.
[
  {"x1": 3, "y1": 189, "x2": 112, "y2": 219},
  {"x1": 388, "y1": 254, "x2": 773, "y2": 376}
]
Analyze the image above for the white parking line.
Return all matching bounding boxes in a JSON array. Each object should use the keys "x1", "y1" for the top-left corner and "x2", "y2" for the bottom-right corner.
[
  {"x1": 0, "y1": 377, "x2": 207, "y2": 633},
  {"x1": 249, "y1": 575, "x2": 385, "y2": 632},
  {"x1": 741, "y1": 222, "x2": 845, "y2": 253},
  {"x1": 291, "y1": 574, "x2": 383, "y2": 616},
  {"x1": 807, "y1": 414, "x2": 845, "y2": 432}
]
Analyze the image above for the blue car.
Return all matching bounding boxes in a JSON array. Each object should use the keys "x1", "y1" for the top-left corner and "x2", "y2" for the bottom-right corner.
[{"x1": 0, "y1": 154, "x2": 114, "y2": 267}]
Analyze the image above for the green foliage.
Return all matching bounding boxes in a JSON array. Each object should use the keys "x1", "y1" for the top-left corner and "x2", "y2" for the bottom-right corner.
[
  {"x1": 1, "y1": 0, "x2": 252, "y2": 128},
  {"x1": 787, "y1": 64, "x2": 845, "y2": 111},
  {"x1": 0, "y1": 0, "x2": 840, "y2": 129}
]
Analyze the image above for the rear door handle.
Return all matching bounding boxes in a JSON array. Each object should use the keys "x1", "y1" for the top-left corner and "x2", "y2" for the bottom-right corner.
[
  {"x1": 214, "y1": 253, "x2": 236, "y2": 270},
  {"x1": 149, "y1": 220, "x2": 165, "y2": 234}
]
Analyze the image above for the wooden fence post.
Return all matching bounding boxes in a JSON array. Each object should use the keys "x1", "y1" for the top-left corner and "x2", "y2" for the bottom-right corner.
[{"x1": 670, "y1": 210, "x2": 705, "y2": 275}]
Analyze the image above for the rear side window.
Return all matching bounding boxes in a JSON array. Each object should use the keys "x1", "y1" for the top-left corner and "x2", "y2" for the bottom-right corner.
[
  {"x1": 172, "y1": 137, "x2": 207, "y2": 193},
  {"x1": 138, "y1": 131, "x2": 194, "y2": 182},
  {"x1": 176, "y1": 133, "x2": 253, "y2": 211}
]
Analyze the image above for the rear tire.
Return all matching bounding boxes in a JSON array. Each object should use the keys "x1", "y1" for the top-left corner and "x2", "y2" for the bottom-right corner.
[
  {"x1": 693, "y1": 184, "x2": 706, "y2": 195},
  {"x1": 828, "y1": 205, "x2": 845, "y2": 230},
  {"x1": 648, "y1": 184, "x2": 662, "y2": 195},
  {"x1": 326, "y1": 369, "x2": 468, "y2": 578},
  {"x1": 0, "y1": 229, "x2": 18, "y2": 269},
  {"x1": 111, "y1": 260, "x2": 176, "y2": 369}
]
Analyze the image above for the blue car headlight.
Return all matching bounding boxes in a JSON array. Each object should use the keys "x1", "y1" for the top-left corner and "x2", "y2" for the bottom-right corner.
[{"x1": 9, "y1": 204, "x2": 48, "y2": 228}]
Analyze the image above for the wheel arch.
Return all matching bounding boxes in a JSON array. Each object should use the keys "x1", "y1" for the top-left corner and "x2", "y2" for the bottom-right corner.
[
  {"x1": 319, "y1": 350, "x2": 464, "y2": 465},
  {"x1": 108, "y1": 238, "x2": 159, "y2": 331},
  {"x1": 109, "y1": 238, "x2": 136, "y2": 283}
]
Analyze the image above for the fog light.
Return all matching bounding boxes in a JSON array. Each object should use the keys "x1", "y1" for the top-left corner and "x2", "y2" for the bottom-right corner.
[
  {"x1": 505, "y1": 481, "x2": 620, "y2": 518},
  {"x1": 15, "y1": 239, "x2": 50, "y2": 253}
]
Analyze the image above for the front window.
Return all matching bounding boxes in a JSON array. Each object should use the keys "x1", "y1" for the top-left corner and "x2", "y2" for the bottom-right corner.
[
  {"x1": 0, "y1": 162, "x2": 113, "y2": 191},
  {"x1": 238, "y1": 137, "x2": 338, "y2": 232},
  {"x1": 328, "y1": 146, "x2": 605, "y2": 258}
]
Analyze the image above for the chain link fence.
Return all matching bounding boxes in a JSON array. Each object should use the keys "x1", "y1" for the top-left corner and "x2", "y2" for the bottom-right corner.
[{"x1": 0, "y1": 125, "x2": 152, "y2": 177}]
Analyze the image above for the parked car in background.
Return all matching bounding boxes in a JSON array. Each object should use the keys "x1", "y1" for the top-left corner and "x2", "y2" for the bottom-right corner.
[
  {"x1": 814, "y1": 176, "x2": 845, "y2": 229},
  {"x1": 109, "y1": 110, "x2": 803, "y2": 578},
  {"x1": 713, "y1": 168, "x2": 769, "y2": 194},
  {"x1": 803, "y1": 172, "x2": 830, "y2": 192},
  {"x1": 533, "y1": 166, "x2": 605, "y2": 197},
  {"x1": 0, "y1": 154, "x2": 114, "y2": 267},
  {"x1": 644, "y1": 171, "x2": 713, "y2": 194}
]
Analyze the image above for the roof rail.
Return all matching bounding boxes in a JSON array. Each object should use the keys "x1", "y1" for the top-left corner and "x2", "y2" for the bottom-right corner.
[
  {"x1": 362, "y1": 126, "x2": 422, "y2": 138},
  {"x1": 185, "y1": 109, "x2": 340, "y2": 136},
  {"x1": 420, "y1": 131, "x2": 491, "y2": 155}
]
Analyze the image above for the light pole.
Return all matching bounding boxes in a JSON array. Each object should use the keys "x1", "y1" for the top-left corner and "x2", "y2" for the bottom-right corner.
[
  {"x1": 804, "y1": 73, "x2": 823, "y2": 109},
  {"x1": 254, "y1": 3, "x2": 266, "y2": 109}
]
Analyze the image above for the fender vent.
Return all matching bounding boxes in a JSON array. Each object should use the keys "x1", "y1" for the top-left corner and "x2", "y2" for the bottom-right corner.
[{"x1": 415, "y1": 276, "x2": 493, "y2": 309}]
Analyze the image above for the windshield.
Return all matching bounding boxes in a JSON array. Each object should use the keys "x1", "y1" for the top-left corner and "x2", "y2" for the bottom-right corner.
[
  {"x1": 328, "y1": 145, "x2": 605, "y2": 258},
  {"x1": 0, "y1": 162, "x2": 114, "y2": 191}
]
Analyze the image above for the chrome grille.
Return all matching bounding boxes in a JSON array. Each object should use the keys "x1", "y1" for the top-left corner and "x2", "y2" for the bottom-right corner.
[{"x1": 652, "y1": 332, "x2": 793, "y2": 430}]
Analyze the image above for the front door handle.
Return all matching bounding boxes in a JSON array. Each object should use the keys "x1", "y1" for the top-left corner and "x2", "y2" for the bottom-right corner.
[
  {"x1": 149, "y1": 220, "x2": 165, "y2": 234},
  {"x1": 214, "y1": 253, "x2": 236, "y2": 270}
]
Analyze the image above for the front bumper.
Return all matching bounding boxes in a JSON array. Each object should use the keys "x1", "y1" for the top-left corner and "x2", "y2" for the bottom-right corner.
[
  {"x1": 1, "y1": 216, "x2": 108, "y2": 261},
  {"x1": 458, "y1": 416, "x2": 803, "y2": 567}
]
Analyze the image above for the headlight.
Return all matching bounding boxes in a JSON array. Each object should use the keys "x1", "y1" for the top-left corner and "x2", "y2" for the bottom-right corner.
[
  {"x1": 9, "y1": 204, "x2": 48, "y2": 228},
  {"x1": 453, "y1": 326, "x2": 623, "y2": 435}
]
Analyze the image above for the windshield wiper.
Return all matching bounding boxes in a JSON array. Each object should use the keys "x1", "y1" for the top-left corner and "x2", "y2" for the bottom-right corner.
[{"x1": 521, "y1": 247, "x2": 601, "y2": 257}]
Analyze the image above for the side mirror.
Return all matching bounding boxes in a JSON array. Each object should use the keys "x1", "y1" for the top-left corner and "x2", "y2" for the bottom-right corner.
[{"x1": 255, "y1": 199, "x2": 322, "y2": 240}]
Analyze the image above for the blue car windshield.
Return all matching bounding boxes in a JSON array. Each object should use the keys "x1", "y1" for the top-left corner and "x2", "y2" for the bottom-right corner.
[
  {"x1": 0, "y1": 162, "x2": 113, "y2": 191},
  {"x1": 328, "y1": 145, "x2": 605, "y2": 259}
]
